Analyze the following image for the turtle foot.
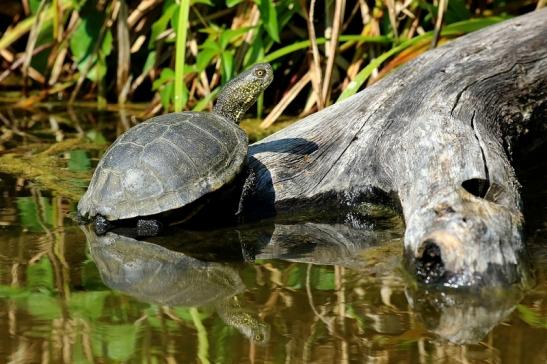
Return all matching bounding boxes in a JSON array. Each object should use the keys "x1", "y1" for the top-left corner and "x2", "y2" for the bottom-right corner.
[
  {"x1": 94, "y1": 215, "x2": 112, "y2": 235},
  {"x1": 137, "y1": 219, "x2": 162, "y2": 236}
]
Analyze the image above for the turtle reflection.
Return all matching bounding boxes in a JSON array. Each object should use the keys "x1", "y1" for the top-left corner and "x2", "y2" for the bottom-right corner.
[{"x1": 82, "y1": 226, "x2": 270, "y2": 344}]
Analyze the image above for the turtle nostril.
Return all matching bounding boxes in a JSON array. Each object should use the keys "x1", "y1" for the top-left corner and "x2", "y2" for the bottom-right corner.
[{"x1": 416, "y1": 240, "x2": 446, "y2": 284}]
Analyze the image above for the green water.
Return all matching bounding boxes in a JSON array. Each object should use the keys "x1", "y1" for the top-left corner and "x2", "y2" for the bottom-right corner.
[{"x1": 0, "y1": 105, "x2": 545, "y2": 363}]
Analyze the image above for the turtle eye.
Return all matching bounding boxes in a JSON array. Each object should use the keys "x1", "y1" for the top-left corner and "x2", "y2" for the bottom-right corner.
[{"x1": 254, "y1": 68, "x2": 266, "y2": 78}]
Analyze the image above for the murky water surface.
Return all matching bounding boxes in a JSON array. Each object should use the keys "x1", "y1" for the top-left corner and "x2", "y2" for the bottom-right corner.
[{"x1": 0, "y1": 105, "x2": 545, "y2": 363}]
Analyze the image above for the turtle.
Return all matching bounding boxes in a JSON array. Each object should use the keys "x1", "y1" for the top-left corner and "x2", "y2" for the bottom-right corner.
[
  {"x1": 82, "y1": 226, "x2": 270, "y2": 344},
  {"x1": 78, "y1": 63, "x2": 273, "y2": 235}
]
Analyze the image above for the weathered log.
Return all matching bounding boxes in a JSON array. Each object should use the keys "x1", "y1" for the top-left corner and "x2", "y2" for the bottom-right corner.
[{"x1": 240, "y1": 9, "x2": 547, "y2": 287}]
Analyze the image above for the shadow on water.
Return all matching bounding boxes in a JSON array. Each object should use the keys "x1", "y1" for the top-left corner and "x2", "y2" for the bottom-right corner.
[{"x1": 0, "y1": 105, "x2": 545, "y2": 363}]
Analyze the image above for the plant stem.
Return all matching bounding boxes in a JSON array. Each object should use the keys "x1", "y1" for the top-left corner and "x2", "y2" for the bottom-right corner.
[
  {"x1": 190, "y1": 308, "x2": 210, "y2": 364},
  {"x1": 174, "y1": 0, "x2": 190, "y2": 112}
]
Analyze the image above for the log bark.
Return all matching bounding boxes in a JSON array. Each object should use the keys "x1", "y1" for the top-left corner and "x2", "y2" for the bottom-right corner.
[{"x1": 240, "y1": 9, "x2": 547, "y2": 287}]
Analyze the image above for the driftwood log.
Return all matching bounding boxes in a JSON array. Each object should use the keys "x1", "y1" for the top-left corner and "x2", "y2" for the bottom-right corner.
[{"x1": 239, "y1": 9, "x2": 547, "y2": 287}]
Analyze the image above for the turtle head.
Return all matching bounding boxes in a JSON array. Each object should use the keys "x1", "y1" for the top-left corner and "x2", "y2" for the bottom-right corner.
[{"x1": 213, "y1": 63, "x2": 273, "y2": 124}]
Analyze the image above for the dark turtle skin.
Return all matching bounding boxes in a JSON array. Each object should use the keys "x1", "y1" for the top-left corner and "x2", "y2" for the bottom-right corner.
[{"x1": 78, "y1": 63, "x2": 273, "y2": 235}]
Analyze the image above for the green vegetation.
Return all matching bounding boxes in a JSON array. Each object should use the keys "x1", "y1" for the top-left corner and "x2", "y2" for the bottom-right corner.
[{"x1": 0, "y1": 0, "x2": 541, "y2": 126}]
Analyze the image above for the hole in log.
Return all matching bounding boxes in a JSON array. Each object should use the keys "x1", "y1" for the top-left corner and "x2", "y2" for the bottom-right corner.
[
  {"x1": 416, "y1": 240, "x2": 446, "y2": 284},
  {"x1": 462, "y1": 178, "x2": 490, "y2": 199}
]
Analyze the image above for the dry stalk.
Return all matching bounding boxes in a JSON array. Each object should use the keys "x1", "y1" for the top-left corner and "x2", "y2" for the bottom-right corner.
[
  {"x1": 302, "y1": 0, "x2": 324, "y2": 110},
  {"x1": 431, "y1": 0, "x2": 448, "y2": 48},
  {"x1": 261, "y1": 71, "x2": 312, "y2": 128},
  {"x1": 22, "y1": 0, "x2": 47, "y2": 93},
  {"x1": 116, "y1": 0, "x2": 131, "y2": 103},
  {"x1": 322, "y1": 0, "x2": 346, "y2": 104}
]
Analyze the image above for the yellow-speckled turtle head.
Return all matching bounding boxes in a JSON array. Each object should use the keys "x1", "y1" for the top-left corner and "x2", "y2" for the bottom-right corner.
[{"x1": 213, "y1": 63, "x2": 273, "y2": 124}]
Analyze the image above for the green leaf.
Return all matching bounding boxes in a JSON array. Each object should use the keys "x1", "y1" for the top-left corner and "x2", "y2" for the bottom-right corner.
[
  {"x1": 196, "y1": 48, "x2": 218, "y2": 72},
  {"x1": 221, "y1": 50, "x2": 234, "y2": 83},
  {"x1": 152, "y1": 68, "x2": 175, "y2": 90},
  {"x1": 337, "y1": 44, "x2": 405, "y2": 102},
  {"x1": 150, "y1": 3, "x2": 177, "y2": 49},
  {"x1": 27, "y1": 293, "x2": 62, "y2": 320},
  {"x1": 312, "y1": 267, "x2": 335, "y2": 290},
  {"x1": 255, "y1": 0, "x2": 280, "y2": 42},
  {"x1": 192, "y1": 87, "x2": 219, "y2": 111},
  {"x1": 30, "y1": 23, "x2": 54, "y2": 74},
  {"x1": 442, "y1": 16, "x2": 507, "y2": 33},
  {"x1": 69, "y1": 9, "x2": 113, "y2": 81},
  {"x1": 445, "y1": 0, "x2": 471, "y2": 24},
  {"x1": 27, "y1": 257, "x2": 55, "y2": 292},
  {"x1": 226, "y1": 0, "x2": 245, "y2": 7},
  {"x1": 70, "y1": 0, "x2": 88, "y2": 10},
  {"x1": 85, "y1": 130, "x2": 108, "y2": 145},
  {"x1": 68, "y1": 150, "x2": 91, "y2": 172},
  {"x1": 29, "y1": 0, "x2": 42, "y2": 14},
  {"x1": 517, "y1": 304, "x2": 547, "y2": 328},
  {"x1": 0, "y1": 285, "x2": 30, "y2": 299},
  {"x1": 16, "y1": 196, "x2": 53, "y2": 232},
  {"x1": 69, "y1": 291, "x2": 109, "y2": 320},
  {"x1": 219, "y1": 27, "x2": 253, "y2": 49},
  {"x1": 417, "y1": 0, "x2": 436, "y2": 25},
  {"x1": 172, "y1": 306, "x2": 214, "y2": 321},
  {"x1": 244, "y1": 29, "x2": 264, "y2": 66},
  {"x1": 141, "y1": 50, "x2": 157, "y2": 75},
  {"x1": 72, "y1": 338, "x2": 90, "y2": 364},
  {"x1": 345, "y1": 304, "x2": 366, "y2": 330},
  {"x1": 159, "y1": 82, "x2": 174, "y2": 109},
  {"x1": 96, "y1": 324, "x2": 139, "y2": 361},
  {"x1": 285, "y1": 265, "x2": 305, "y2": 289},
  {"x1": 173, "y1": 0, "x2": 190, "y2": 112},
  {"x1": 153, "y1": 68, "x2": 183, "y2": 110},
  {"x1": 92, "y1": 30, "x2": 112, "y2": 80},
  {"x1": 211, "y1": 318, "x2": 237, "y2": 364},
  {"x1": 201, "y1": 38, "x2": 222, "y2": 51}
]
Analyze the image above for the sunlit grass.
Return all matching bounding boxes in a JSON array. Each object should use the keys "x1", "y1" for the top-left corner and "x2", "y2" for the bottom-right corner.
[{"x1": 0, "y1": 1, "x2": 538, "y2": 126}]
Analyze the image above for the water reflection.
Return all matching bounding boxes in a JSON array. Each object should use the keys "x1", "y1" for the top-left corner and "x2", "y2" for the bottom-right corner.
[
  {"x1": 84, "y1": 226, "x2": 270, "y2": 344},
  {"x1": 0, "y1": 105, "x2": 545, "y2": 363},
  {"x1": 84, "y1": 219, "x2": 537, "y2": 348},
  {"x1": 406, "y1": 287, "x2": 522, "y2": 344}
]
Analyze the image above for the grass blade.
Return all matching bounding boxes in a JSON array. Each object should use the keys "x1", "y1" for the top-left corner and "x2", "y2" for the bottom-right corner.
[
  {"x1": 174, "y1": 0, "x2": 190, "y2": 112},
  {"x1": 259, "y1": 35, "x2": 391, "y2": 63},
  {"x1": 337, "y1": 17, "x2": 507, "y2": 102}
]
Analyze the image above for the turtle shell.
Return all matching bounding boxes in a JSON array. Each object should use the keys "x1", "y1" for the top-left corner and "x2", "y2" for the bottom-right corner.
[
  {"x1": 78, "y1": 112, "x2": 248, "y2": 220},
  {"x1": 84, "y1": 227, "x2": 245, "y2": 306}
]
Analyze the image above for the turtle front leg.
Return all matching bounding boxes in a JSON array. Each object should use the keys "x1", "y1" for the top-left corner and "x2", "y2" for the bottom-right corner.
[
  {"x1": 137, "y1": 219, "x2": 162, "y2": 236},
  {"x1": 94, "y1": 215, "x2": 112, "y2": 235}
]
